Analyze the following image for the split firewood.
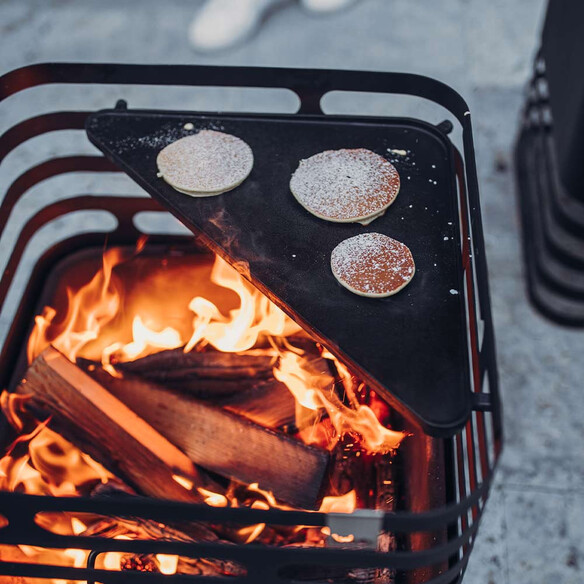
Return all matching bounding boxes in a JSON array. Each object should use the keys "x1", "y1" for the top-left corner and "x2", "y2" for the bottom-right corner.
[
  {"x1": 81, "y1": 363, "x2": 330, "y2": 509},
  {"x1": 111, "y1": 345, "x2": 334, "y2": 431},
  {"x1": 18, "y1": 347, "x2": 203, "y2": 503},
  {"x1": 110, "y1": 349, "x2": 297, "y2": 429},
  {"x1": 20, "y1": 348, "x2": 328, "y2": 508},
  {"x1": 93, "y1": 362, "x2": 297, "y2": 431},
  {"x1": 115, "y1": 349, "x2": 275, "y2": 383},
  {"x1": 216, "y1": 379, "x2": 297, "y2": 429}
]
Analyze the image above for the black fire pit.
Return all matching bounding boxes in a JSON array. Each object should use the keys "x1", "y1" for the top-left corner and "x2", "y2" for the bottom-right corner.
[{"x1": 0, "y1": 63, "x2": 501, "y2": 584}]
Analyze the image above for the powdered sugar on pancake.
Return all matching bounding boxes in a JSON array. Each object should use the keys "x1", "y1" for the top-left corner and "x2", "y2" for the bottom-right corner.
[
  {"x1": 331, "y1": 232, "x2": 415, "y2": 297},
  {"x1": 157, "y1": 130, "x2": 253, "y2": 194},
  {"x1": 290, "y1": 149, "x2": 400, "y2": 223}
]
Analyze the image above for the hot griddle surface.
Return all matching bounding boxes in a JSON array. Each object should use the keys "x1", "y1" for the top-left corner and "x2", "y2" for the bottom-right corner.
[{"x1": 87, "y1": 109, "x2": 470, "y2": 436}]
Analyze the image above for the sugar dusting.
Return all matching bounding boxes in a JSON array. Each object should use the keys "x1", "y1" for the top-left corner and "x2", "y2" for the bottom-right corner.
[
  {"x1": 156, "y1": 130, "x2": 253, "y2": 193},
  {"x1": 103, "y1": 120, "x2": 226, "y2": 155},
  {"x1": 331, "y1": 232, "x2": 415, "y2": 297},
  {"x1": 290, "y1": 149, "x2": 400, "y2": 222}
]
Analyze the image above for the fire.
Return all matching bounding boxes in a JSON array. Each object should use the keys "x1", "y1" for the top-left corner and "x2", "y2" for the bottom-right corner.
[
  {"x1": 197, "y1": 487, "x2": 229, "y2": 507},
  {"x1": 24, "y1": 248, "x2": 404, "y2": 454},
  {"x1": 274, "y1": 352, "x2": 404, "y2": 452},
  {"x1": 185, "y1": 257, "x2": 295, "y2": 353},
  {"x1": 0, "y1": 389, "x2": 31, "y2": 432},
  {"x1": 319, "y1": 490, "x2": 357, "y2": 514},
  {"x1": 1, "y1": 245, "x2": 406, "y2": 579},
  {"x1": 156, "y1": 553, "x2": 179, "y2": 575},
  {"x1": 0, "y1": 422, "x2": 113, "y2": 496},
  {"x1": 102, "y1": 316, "x2": 184, "y2": 375},
  {"x1": 27, "y1": 247, "x2": 124, "y2": 365}
]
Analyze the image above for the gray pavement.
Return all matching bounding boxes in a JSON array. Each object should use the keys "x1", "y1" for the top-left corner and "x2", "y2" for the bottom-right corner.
[{"x1": 1, "y1": 1, "x2": 583, "y2": 583}]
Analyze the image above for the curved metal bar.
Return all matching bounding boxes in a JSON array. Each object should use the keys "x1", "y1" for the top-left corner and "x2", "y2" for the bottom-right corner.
[
  {"x1": 86, "y1": 549, "x2": 101, "y2": 584},
  {"x1": 0, "y1": 63, "x2": 470, "y2": 117},
  {"x1": 0, "y1": 468, "x2": 489, "y2": 538},
  {"x1": 0, "y1": 502, "x2": 480, "y2": 573},
  {"x1": 0, "y1": 544, "x2": 473, "y2": 584},
  {"x1": 0, "y1": 111, "x2": 89, "y2": 163},
  {"x1": 0, "y1": 562, "x2": 233, "y2": 584},
  {"x1": 0, "y1": 155, "x2": 120, "y2": 238}
]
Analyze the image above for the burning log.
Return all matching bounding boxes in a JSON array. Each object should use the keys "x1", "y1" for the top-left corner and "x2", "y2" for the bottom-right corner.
[
  {"x1": 111, "y1": 342, "x2": 332, "y2": 431},
  {"x1": 20, "y1": 347, "x2": 328, "y2": 508},
  {"x1": 115, "y1": 349, "x2": 275, "y2": 383},
  {"x1": 18, "y1": 347, "x2": 203, "y2": 503},
  {"x1": 84, "y1": 363, "x2": 330, "y2": 509},
  {"x1": 217, "y1": 378, "x2": 297, "y2": 429},
  {"x1": 114, "y1": 334, "x2": 320, "y2": 383},
  {"x1": 106, "y1": 349, "x2": 298, "y2": 430}
]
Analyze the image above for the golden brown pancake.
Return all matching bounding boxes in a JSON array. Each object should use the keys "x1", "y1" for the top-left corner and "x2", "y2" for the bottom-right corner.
[
  {"x1": 290, "y1": 148, "x2": 400, "y2": 224},
  {"x1": 330, "y1": 232, "x2": 415, "y2": 297},
  {"x1": 157, "y1": 130, "x2": 253, "y2": 196}
]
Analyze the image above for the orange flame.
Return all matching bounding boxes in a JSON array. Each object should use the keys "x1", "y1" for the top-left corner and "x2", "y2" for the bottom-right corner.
[
  {"x1": 185, "y1": 256, "x2": 297, "y2": 353},
  {"x1": 27, "y1": 248, "x2": 124, "y2": 364},
  {"x1": 0, "y1": 393, "x2": 113, "y2": 497},
  {"x1": 102, "y1": 316, "x2": 184, "y2": 373},
  {"x1": 197, "y1": 487, "x2": 228, "y2": 507},
  {"x1": 156, "y1": 554, "x2": 179, "y2": 575},
  {"x1": 25, "y1": 248, "x2": 404, "y2": 454},
  {"x1": 319, "y1": 490, "x2": 357, "y2": 514},
  {"x1": 274, "y1": 352, "x2": 404, "y2": 453},
  {"x1": 3, "y1": 246, "x2": 407, "y2": 577}
]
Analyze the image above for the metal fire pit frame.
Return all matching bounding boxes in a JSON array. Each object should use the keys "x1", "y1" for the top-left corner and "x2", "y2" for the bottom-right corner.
[{"x1": 0, "y1": 63, "x2": 501, "y2": 584}]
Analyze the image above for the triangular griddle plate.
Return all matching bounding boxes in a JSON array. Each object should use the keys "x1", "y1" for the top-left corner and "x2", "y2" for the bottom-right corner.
[{"x1": 87, "y1": 108, "x2": 471, "y2": 437}]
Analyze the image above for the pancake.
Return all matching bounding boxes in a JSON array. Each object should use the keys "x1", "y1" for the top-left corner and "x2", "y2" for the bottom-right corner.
[
  {"x1": 157, "y1": 130, "x2": 253, "y2": 196},
  {"x1": 330, "y1": 232, "x2": 415, "y2": 297},
  {"x1": 290, "y1": 148, "x2": 400, "y2": 224}
]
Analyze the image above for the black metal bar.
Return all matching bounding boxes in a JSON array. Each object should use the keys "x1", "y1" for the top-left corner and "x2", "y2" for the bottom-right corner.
[
  {"x1": 0, "y1": 517, "x2": 482, "y2": 575},
  {"x1": 0, "y1": 111, "x2": 89, "y2": 162},
  {"x1": 0, "y1": 473, "x2": 491, "y2": 537},
  {"x1": 0, "y1": 155, "x2": 120, "y2": 238},
  {"x1": 0, "y1": 63, "x2": 470, "y2": 117}
]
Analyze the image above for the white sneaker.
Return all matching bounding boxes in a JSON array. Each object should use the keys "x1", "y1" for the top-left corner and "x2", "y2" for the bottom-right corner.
[
  {"x1": 300, "y1": 0, "x2": 360, "y2": 13},
  {"x1": 189, "y1": 0, "x2": 280, "y2": 52}
]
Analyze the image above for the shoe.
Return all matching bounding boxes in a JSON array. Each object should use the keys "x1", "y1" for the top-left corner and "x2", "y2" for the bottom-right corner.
[
  {"x1": 300, "y1": 0, "x2": 360, "y2": 13},
  {"x1": 189, "y1": 0, "x2": 279, "y2": 52}
]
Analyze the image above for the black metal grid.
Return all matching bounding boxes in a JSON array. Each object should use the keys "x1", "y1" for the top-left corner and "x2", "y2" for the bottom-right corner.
[{"x1": 0, "y1": 63, "x2": 501, "y2": 584}]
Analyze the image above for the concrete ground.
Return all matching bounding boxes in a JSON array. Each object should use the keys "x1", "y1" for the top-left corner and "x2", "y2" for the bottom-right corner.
[{"x1": 1, "y1": 1, "x2": 583, "y2": 583}]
